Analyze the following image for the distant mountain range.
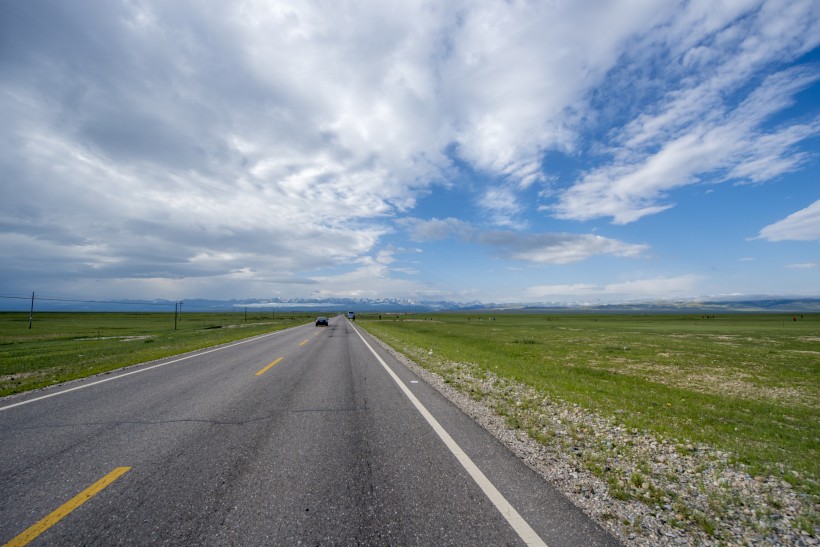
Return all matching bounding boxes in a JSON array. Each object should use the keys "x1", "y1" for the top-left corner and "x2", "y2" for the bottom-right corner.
[
  {"x1": 5, "y1": 295, "x2": 820, "y2": 313},
  {"x1": 512, "y1": 298, "x2": 820, "y2": 314}
]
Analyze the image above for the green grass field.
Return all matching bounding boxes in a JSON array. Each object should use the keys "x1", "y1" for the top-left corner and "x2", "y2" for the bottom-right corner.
[
  {"x1": 2, "y1": 310, "x2": 817, "y2": 537},
  {"x1": 0, "y1": 311, "x2": 316, "y2": 397},
  {"x1": 359, "y1": 313, "x2": 819, "y2": 503}
]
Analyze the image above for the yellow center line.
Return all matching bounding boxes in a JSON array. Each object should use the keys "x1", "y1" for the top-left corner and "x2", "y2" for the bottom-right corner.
[
  {"x1": 255, "y1": 357, "x2": 283, "y2": 376},
  {"x1": 298, "y1": 339, "x2": 309, "y2": 346},
  {"x1": 5, "y1": 466, "x2": 131, "y2": 547}
]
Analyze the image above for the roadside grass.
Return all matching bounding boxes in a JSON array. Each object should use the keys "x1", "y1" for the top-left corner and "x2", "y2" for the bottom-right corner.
[
  {"x1": 0, "y1": 311, "x2": 315, "y2": 397},
  {"x1": 358, "y1": 313, "x2": 819, "y2": 503}
]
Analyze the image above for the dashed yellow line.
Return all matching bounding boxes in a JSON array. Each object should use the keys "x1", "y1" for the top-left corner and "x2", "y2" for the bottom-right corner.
[
  {"x1": 256, "y1": 357, "x2": 283, "y2": 376},
  {"x1": 298, "y1": 339, "x2": 309, "y2": 346},
  {"x1": 5, "y1": 467, "x2": 131, "y2": 547}
]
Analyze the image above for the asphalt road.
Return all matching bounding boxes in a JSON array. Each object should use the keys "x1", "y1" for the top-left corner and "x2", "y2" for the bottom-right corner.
[{"x1": 0, "y1": 316, "x2": 618, "y2": 546}]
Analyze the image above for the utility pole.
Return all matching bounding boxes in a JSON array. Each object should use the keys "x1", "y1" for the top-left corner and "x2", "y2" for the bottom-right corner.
[
  {"x1": 174, "y1": 301, "x2": 178, "y2": 330},
  {"x1": 28, "y1": 291, "x2": 34, "y2": 329}
]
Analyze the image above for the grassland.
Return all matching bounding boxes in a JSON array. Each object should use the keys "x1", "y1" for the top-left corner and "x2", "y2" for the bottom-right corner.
[
  {"x1": 358, "y1": 313, "x2": 819, "y2": 503},
  {"x1": 2, "y1": 310, "x2": 817, "y2": 540},
  {"x1": 0, "y1": 311, "x2": 316, "y2": 397}
]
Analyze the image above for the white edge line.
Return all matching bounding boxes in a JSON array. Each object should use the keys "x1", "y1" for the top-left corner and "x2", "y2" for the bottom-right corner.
[
  {"x1": 350, "y1": 322, "x2": 547, "y2": 547},
  {"x1": 0, "y1": 325, "x2": 302, "y2": 412}
]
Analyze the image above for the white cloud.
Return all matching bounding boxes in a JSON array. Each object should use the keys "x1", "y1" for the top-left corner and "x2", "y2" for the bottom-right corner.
[
  {"x1": 400, "y1": 217, "x2": 473, "y2": 242},
  {"x1": 552, "y1": 2, "x2": 820, "y2": 224},
  {"x1": 554, "y1": 67, "x2": 820, "y2": 224},
  {"x1": 2, "y1": 1, "x2": 432, "y2": 297},
  {"x1": 478, "y1": 232, "x2": 648, "y2": 265},
  {"x1": 445, "y1": 0, "x2": 671, "y2": 185},
  {"x1": 526, "y1": 274, "x2": 705, "y2": 300},
  {"x1": 306, "y1": 254, "x2": 441, "y2": 301},
  {"x1": 477, "y1": 187, "x2": 526, "y2": 228},
  {"x1": 757, "y1": 200, "x2": 820, "y2": 241},
  {"x1": 1, "y1": 1, "x2": 817, "y2": 300},
  {"x1": 786, "y1": 262, "x2": 818, "y2": 269},
  {"x1": 401, "y1": 218, "x2": 648, "y2": 264},
  {"x1": 617, "y1": 1, "x2": 820, "y2": 149}
]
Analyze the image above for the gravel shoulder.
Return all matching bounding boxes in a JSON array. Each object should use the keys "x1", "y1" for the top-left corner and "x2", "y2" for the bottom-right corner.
[{"x1": 367, "y1": 334, "x2": 819, "y2": 546}]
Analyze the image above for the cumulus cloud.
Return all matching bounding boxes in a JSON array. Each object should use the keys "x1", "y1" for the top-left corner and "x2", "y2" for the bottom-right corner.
[
  {"x1": 757, "y1": 200, "x2": 820, "y2": 242},
  {"x1": 0, "y1": 0, "x2": 817, "y2": 300},
  {"x1": 443, "y1": 0, "x2": 670, "y2": 181},
  {"x1": 2, "y1": 1, "x2": 441, "y2": 297}
]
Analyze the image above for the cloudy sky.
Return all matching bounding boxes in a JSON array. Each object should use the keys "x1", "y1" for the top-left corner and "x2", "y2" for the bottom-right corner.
[{"x1": 2, "y1": 0, "x2": 819, "y2": 305}]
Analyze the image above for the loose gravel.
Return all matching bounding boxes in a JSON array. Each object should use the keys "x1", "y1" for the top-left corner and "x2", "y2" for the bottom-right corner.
[{"x1": 370, "y1": 335, "x2": 819, "y2": 546}]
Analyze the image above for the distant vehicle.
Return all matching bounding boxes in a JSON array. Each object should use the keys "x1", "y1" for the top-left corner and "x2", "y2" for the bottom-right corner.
[
  {"x1": 315, "y1": 317, "x2": 328, "y2": 326},
  {"x1": 347, "y1": 311, "x2": 355, "y2": 321}
]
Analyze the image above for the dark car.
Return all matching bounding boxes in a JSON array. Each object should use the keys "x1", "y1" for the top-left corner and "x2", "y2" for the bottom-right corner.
[{"x1": 315, "y1": 317, "x2": 328, "y2": 326}]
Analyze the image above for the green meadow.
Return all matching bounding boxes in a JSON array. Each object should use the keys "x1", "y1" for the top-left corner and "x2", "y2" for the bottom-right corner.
[
  {"x1": 2, "y1": 311, "x2": 818, "y2": 508},
  {"x1": 0, "y1": 311, "x2": 315, "y2": 397},
  {"x1": 359, "y1": 313, "x2": 820, "y2": 501}
]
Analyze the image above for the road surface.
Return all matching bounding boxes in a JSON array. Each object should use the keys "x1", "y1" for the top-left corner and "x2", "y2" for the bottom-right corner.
[{"x1": 1, "y1": 316, "x2": 618, "y2": 545}]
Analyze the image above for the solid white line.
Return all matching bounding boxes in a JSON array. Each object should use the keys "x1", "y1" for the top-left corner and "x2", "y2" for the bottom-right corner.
[
  {"x1": 350, "y1": 322, "x2": 547, "y2": 547},
  {"x1": 0, "y1": 326, "x2": 302, "y2": 412}
]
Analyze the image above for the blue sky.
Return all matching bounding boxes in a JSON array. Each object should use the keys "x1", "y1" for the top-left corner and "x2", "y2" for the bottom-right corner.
[{"x1": 1, "y1": 0, "x2": 819, "y2": 305}]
